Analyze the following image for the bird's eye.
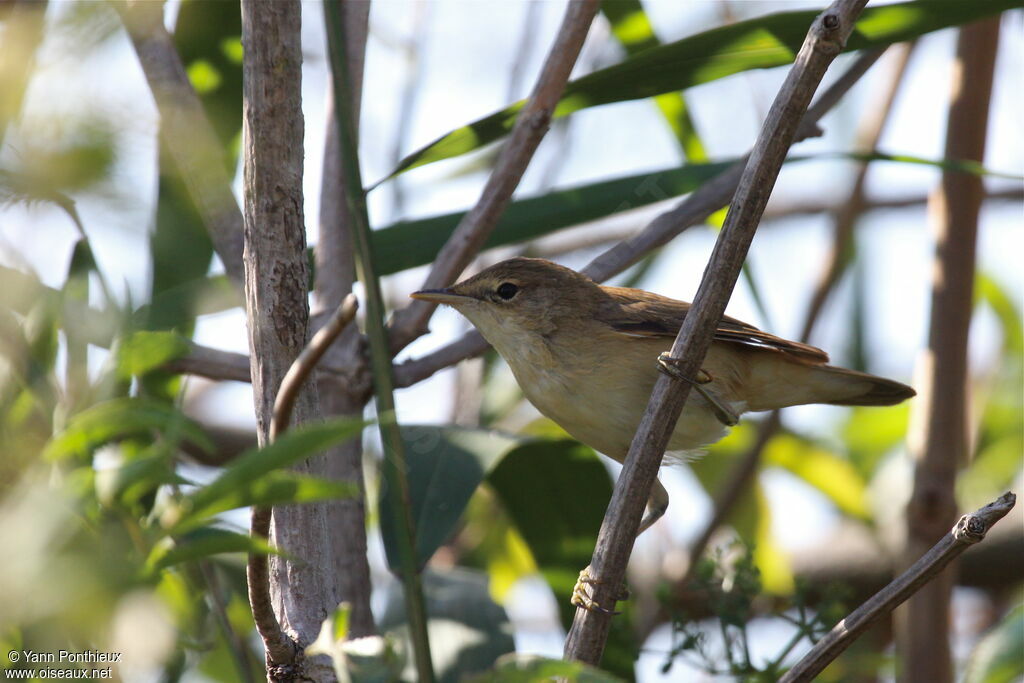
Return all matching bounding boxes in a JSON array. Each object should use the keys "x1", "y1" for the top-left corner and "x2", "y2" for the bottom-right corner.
[{"x1": 496, "y1": 282, "x2": 519, "y2": 300}]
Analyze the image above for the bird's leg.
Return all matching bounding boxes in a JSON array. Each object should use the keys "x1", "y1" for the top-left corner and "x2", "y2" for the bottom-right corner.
[
  {"x1": 572, "y1": 479, "x2": 669, "y2": 613},
  {"x1": 656, "y1": 352, "x2": 739, "y2": 426}
]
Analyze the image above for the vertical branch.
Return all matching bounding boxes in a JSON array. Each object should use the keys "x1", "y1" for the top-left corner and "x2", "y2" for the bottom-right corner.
[
  {"x1": 899, "y1": 17, "x2": 1000, "y2": 683},
  {"x1": 313, "y1": 0, "x2": 377, "y2": 640},
  {"x1": 240, "y1": 1, "x2": 338, "y2": 680},
  {"x1": 563, "y1": 0, "x2": 868, "y2": 664},
  {"x1": 387, "y1": 0, "x2": 600, "y2": 352},
  {"x1": 323, "y1": 3, "x2": 435, "y2": 680}
]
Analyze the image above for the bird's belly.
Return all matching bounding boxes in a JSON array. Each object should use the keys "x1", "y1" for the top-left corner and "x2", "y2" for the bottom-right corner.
[{"x1": 514, "y1": 350, "x2": 743, "y2": 462}]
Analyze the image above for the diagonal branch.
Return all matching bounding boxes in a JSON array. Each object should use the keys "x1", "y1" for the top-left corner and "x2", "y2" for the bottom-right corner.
[
  {"x1": 118, "y1": 1, "x2": 245, "y2": 288},
  {"x1": 563, "y1": 0, "x2": 870, "y2": 664},
  {"x1": 782, "y1": 493, "x2": 1016, "y2": 682},
  {"x1": 681, "y1": 42, "x2": 916, "y2": 593},
  {"x1": 387, "y1": 0, "x2": 601, "y2": 353}
]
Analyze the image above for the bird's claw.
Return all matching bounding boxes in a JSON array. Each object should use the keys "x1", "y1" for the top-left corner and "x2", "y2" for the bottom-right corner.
[
  {"x1": 571, "y1": 565, "x2": 629, "y2": 615},
  {"x1": 656, "y1": 353, "x2": 740, "y2": 427}
]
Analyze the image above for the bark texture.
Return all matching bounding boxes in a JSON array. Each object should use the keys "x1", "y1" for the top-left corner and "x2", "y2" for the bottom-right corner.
[{"x1": 241, "y1": 1, "x2": 337, "y2": 679}]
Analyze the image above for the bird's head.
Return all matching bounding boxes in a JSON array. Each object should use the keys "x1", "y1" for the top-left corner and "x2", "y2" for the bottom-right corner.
[{"x1": 410, "y1": 257, "x2": 602, "y2": 347}]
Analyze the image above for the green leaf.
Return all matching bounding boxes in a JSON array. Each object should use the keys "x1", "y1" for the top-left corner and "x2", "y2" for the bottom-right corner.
[
  {"x1": 44, "y1": 397, "x2": 213, "y2": 461},
  {"x1": 145, "y1": 527, "x2": 279, "y2": 574},
  {"x1": 95, "y1": 450, "x2": 192, "y2": 508},
  {"x1": 169, "y1": 418, "x2": 365, "y2": 530},
  {"x1": 115, "y1": 331, "x2": 191, "y2": 380},
  {"x1": 846, "y1": 151, "x2": 1022, "y2": 180},
  {"x1": 977, "y1": 272, "x2": 1024, "y2": 353},
  {"x1": 385, "y1": 0, "x2": 1022, "y2": 177},
  {"x1": 486, "y1": 439, "x2": 638, "y2": 678},
  {"x1": 964, "y1": 604, "x2": 1024, "y2": 683},
  {"x1": 379, "y1": 568, "x2": 515, "y2": 683},
  {"x1": 177, "y1": 471, "x2": 358, "y2": 528},
  {"x1": 371, "y1": 160, "x2": 736, "y2": 276},
  {"x1": 842, "y1": 403, "x2": 911, "y2": 478},
  {"x1": 601, "y1": 0, "x2": 707, "y2": 161},
  {"x1": 380, "y1": 426, "x2": 526, "y2": 572},
  {"x1": 763, "y1": 432, "x2": 870, "y2": 520}
]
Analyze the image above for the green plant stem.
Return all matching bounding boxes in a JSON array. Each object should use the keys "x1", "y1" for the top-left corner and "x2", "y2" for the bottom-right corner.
[{"x1": 322, "y1": 3, "x2": 434, "y2": 682}]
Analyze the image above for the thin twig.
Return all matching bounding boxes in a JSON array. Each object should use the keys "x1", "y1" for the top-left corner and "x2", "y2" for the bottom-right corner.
[
  {"x1": 270, "y1": 295, "x2": 359, "y2": 442},
  {"x1": 563, "y1": 1, "x2": 869, "y2": 664},
  {"x1": 387, "y1": 0, "x2": 600, "y2": 353},
  {"x1": 117, "y1": 1, "x2": 245, "y2": 288},
  {"x1": 391, "y1": 48, "x2": 884, "y2": 388},
  {"x1": 782, "y1": 492, "x2": 1016, "y2": 682}
]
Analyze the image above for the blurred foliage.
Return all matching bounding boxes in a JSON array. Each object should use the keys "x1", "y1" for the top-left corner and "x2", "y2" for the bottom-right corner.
[{"x1": 387, "y1": 0, "x2": 1023, "y2": 176}]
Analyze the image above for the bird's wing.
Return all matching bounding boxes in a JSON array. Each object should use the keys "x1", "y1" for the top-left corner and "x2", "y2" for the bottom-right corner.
[{"x1": 598, "y1": 286, "x2": 829, "y2": 363}]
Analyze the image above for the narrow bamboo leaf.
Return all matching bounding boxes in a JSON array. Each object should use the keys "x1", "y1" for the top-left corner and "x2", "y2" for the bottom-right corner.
[
  {"x1": 44, "y1": 397, "x2": 213, "y2": 461},
  {"x1": 115, "y1": 331, "x2": 192, "y2": 380},
  {"x1": 845, "y1": 151, "x2": 1023, "y2": 180},
  {"x1": 171, "y1": 418, "x2": 365, "y2": 530},
  {"x1": 176, "y1": 471, "x2": 359, "y2": 529},
  {"x1": 380, "y1": 426, "x2": 526, "y2": 572},
  {"x1": 602, "y1": 0, "x2": 708, "y2": 161},
  {"x1": 372, "y1": 160, "x2": 736, "y2": 275},
  {"x1": 387, "y1": 0, "x2": 1021, "y2": 176},
  {"x1": 145, "y1": 527, "x2": 279, "y2": 574}
]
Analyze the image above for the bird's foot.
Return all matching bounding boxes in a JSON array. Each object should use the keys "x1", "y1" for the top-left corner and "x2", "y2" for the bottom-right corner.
[
  {"x1": 571, "y1": 565, "x2": 629, "y2": 614},
  {"x1": 656, "y1": 352, "x2": 739, "y2": 427}
]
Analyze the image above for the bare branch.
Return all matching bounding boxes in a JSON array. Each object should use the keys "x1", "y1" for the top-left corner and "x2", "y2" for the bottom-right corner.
[
  {"x1": 563, "y1": 1, "x2": 870, "y2": 664},
  {"x1": 118, "y1": 2, "x2": 245, "y2": 288},
  {"x1": 270, "y1": 295, "x2": 358, "y2": 442},
  {"x1": 166, "y1": 342, "x2": 251, "y2": 383},
  {"x1": 387, "y1": 0, "x2": 601, "y2": 352},
  {"x1": 783, "y1": 493, "x2": 1016, "y2": 682},
  {"x1": 900, "y1": 18, "x2": 1000, "y2": 682},
  {"x1": 763, "y1": 186, "x2": 1024, "y2": 220}
]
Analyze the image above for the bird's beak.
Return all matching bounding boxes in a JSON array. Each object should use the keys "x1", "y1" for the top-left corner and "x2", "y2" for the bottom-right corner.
[{"x1": 409, "y1": 288, "x2": 472, "y2": 305}]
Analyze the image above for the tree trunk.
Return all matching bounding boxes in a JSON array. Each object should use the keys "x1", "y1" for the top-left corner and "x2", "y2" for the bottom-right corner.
[
  {"x1": 898, "y1": 16, "x2": 1000, "y2": 683},
  {"x1": 241, "y1": 1, "x2": 339, "y2": 679}
]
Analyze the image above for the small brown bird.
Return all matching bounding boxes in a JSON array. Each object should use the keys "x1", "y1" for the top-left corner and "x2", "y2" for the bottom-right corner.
[{"x1": 411, "y1": 257, "x2": 914, "y2": 604}]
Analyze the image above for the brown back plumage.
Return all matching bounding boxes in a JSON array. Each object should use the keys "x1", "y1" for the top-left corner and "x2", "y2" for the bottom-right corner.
[{"x1": 597, "y1": 285, "x2": 829, "y2": 363}]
